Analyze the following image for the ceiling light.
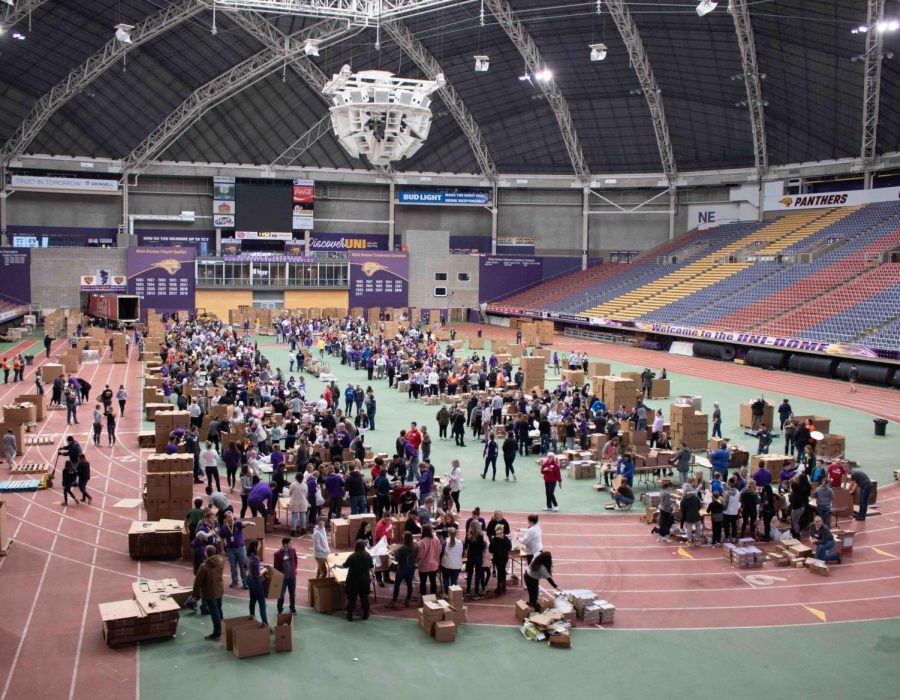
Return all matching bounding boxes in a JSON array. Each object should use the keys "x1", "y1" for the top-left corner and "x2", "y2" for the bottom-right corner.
[
  {"x1": 114, "y1": 23, "x2": 134, "y2": 44},
  {"x1": 474, "y1": 55, "x2": 489, "y2": 72},
  {"x1": 11, "y1": 31, "x2": 25, "y2": 40},
  {"x1": 876, "y1": 19, "x2": 900, "y2": 33},
  {"x1": 535, "y1": 68, "x2": 552, "y2": 82},
  {"x1": 518, "y1": 72, "x2": 532, "y2": 84},
  {"x1": 590, "y1": 43, "x2": 607, "y2": 61},
  {"x1": 696, "y1": 0, "x2": 717, "y2": 17},
  {"x1": 304, "y1": 39, "x2": 320, "y2": 57}
]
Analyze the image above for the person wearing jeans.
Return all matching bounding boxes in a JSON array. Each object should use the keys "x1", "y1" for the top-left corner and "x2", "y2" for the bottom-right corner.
[
  {"x1": 246, "y1": 541, "x2": 268, "y2": 625},
  {"x1": 274, "y1": 538, "x2": 298, "y2": 614},
  {"x1": 389, "y1": 532, "x2": 417, "y2": 607},
  {"x1": 416, "y1": 525, "x2": 441, "y2": 597},
  {"x1": 219, "y1": 511, "x2": 249, "y2": 589},
  {"x1": 809, "y1": 516, "x2": 841, "y2": 563},
  {"x1": 192, "y1": 546, "x2": 225, "y2": 640}
]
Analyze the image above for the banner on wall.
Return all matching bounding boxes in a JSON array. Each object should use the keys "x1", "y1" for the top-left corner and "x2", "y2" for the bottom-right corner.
[
  {"x1": 136, "y1": 230, "x2": 214, "y2": 253},
  {"x1": 80, "y1": 271, "x2": 127, "y2": 292},
  {"x1": 397, "y1": 190, "x2": 491, "y2": 206},
  {"x1": 308, "y1": 233, "x2": 387, "y2": 251},
  {"x1": 478, "y1": 256, "x2": 543, "y2": 303},
  {"x1": 292, "y1": 179, "x2": 315, "y2": 229},
  {"x1": 0, "y1": 248, "x2": 31, "y2": 305},
  {"x1": 685, "y1": 203, "x2": 744, "y2": 230},
  {"x1": 223, "y1": 254, "x2": 314, "y2": 263},
  {"x1": 10, "y1": 175, "x2": 118, "y2": 193},
  {"x1": 764, "y1": 185, "x2": 900, "y2": 212},
  {"x1": 349, "y1": 251, "x2": 409, "y2": 308},
  {"x1": 235, "y1": 230, "x2": 293, "y2": 241},
  {"x1": 127, "y1": 247, "x2": 195, "y2": 316},
  {"x1": 213, "y1": 176, "x2": 236, "y2": 228}
]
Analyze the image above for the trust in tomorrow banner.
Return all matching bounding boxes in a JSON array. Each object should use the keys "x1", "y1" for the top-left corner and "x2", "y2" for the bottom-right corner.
[
  {"x1": 127, "y1": 247, "x2": 196, "y2": 317},
  {"x1": 349, "y1": 251, "x2": 409, "y2": 308}
]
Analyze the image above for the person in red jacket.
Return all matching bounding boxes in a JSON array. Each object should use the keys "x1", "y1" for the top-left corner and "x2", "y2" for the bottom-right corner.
[
  {"x1": 406, "y1": 422, "x2": 422, "y2": 452},
  {"x1": 540, "y1": 453, "x2": 563, "y2": 512},
  {"x1": 273, "y1": 537, "x2": 298, "y2": 614},
  {"x1": 826, "y1": 459, "x2": 847, "y2": 488}
]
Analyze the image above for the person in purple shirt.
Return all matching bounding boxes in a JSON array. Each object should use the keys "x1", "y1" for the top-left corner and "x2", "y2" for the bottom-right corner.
[
  {"x1": 270, "y1": 443, "x2": 286, "y2": 495},
  {"x1": 752, "y1": 465, "x2": 772, "y2": 489},
  {"x1": 219, "y1": 510, "x2": 249, "y2": 589},
  {"x1": 165, "y1": 437, "x2": 180, "y2": 455},
  {"x1": 325, "y1": 468, "x2": 345, "y2": 520},
  {"x1": 307, "y1": 470, "x2": 321, "y2": 521},
  {"x1": 247, "y1": 476, "x2": 273, "y2": 526},
  {"x1": 417, "y1": 460, "x2": 435, "y2": 499}
]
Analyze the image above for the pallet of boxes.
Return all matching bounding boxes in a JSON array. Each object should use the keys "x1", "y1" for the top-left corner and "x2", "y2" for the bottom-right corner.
[
  {"x1": 98, "y1": 579, "x2": 191, "y2": 647},
  {"x1": 154, "y1": 410, "x2": 190, "y2": 454},
  {"x1": 601, "y1": 376, "x2": 636, "y2": 413},
  {"x1": 110, "y1": 333, "x2": 128, "y2": 363},
  {"x1": 418, "y1": 586, "x2": 466, "y2": 642},
  {"x1": 0, "y1": 402, "x2": 36, "y2": 459},
  {"x1": 670, "y1": 403, "x2": 708, "y2": 451},
  {"x1": 521, "y1": 356, "x2": 545, "y2": 394},
  {"x1": 723, "y1": 540, "x2": 766, "y2": 569},
  {"x1": 143, "y1": 454, "x2": 195, "y2": 523}
]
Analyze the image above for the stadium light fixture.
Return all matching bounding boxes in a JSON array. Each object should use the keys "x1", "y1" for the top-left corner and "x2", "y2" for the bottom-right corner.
[
  {"x1": 696, "y1": 0, "x2": 717, "y2": 17},
  {"x1": 322, "y1": 65, "x2": 445, "y2": 166},
  {"x1": 304, "y1": 39, "x2": 320, "y2": 57},
  {"x1": 114, "y1": 23, "x2": 134, "y2": 44},
  {"x1": 535, "y1": 68, "x2": 552, "y2": 82},
  {"x1": 11, "y1": 30, "x2": 24, "y2": 40},
  {"x1": 590, "y1": 43, "x2": 607, "y2": 61},
  {"x1": 876, "y1": 19, "x2": 900, "y2": 33},
  {"x1": 474, "y1": 55, "x2": 489, "y2": 72}
]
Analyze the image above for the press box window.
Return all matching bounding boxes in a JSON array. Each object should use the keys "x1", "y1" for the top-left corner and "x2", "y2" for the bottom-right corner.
[
  {"x1": 457, "y1": 272, "x2": 470, "y2": 282},
  {"x1": 434, "y1": 272, "x2": 448, "y2": 281},
  {"x1": 433, "y1": 286, "x2": 448, "y2": 297}
]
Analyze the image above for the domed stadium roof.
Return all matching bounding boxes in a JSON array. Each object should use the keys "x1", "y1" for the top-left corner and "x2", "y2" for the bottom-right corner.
[{"x1": 1, "y1": 0, "x2": 896, "y2": 181}]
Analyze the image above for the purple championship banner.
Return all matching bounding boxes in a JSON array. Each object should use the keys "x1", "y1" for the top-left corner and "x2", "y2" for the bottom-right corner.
[
  {"x1": 127, "y1": 247, "x2": 196, "y2": 318},
  {"x1": 349, "y1": 251, "x2": 409, "y2": 308},
  {"x1": 0, "y1": 248, "x2": 31, "y2": 305},
  {"x1": 309, "y1": 233, "x2": 388, "y2": 251},
  {"x1": 478, "y1": 256, "x2": 544, "y2": 303}
]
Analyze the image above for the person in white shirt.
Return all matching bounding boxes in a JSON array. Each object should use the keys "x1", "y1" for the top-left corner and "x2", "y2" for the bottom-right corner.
[
  {"x1": 440, "y1": 528, "x2": 464, "y2": 591},
  {"x1": 650, "y1": 409, "x2": 665, "y2": 448},
  {"x1": 312, "y1": 518, "x2": 330, "y2": 578},
  {"x1": 448, "y1": 459, "x2": 463, "y2": 512},
  {"x1": 519, "y1": 513, "x2": 543, "y2": 564},
  {"x1": 200, "y1": 441, "x2": 221, "y2": 493}
]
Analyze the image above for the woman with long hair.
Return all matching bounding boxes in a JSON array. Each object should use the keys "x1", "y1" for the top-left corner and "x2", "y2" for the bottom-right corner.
[
  {"x1": 440, "y1": 525, "x2": 463, "y2": 593},
  {"x1": 524, "y1": 551, "x2": 560, "y2": 610},
  {"x1": 464, "y1": 520, "x2": 487, "y2": 599},
  {"x1": 416, "y1": 524, "x2": 441, "y2": 597}
]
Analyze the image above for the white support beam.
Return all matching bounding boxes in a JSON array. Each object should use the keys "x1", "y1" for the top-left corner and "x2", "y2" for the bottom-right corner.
[
  {"x1": 382, "y1": 20, "x2": 497, "y2": 180},
  {"x1": 270, "y1": 115, "x2": 333, "y2": 168},
  {"x1": 0, "y1": 0, "x2": 207, "y2": 165},
  {"x1": 604, "y1": 0, "x2": 677, "y2": 184},
  {"x1": 214, "y1": 0, "x2": 456, "y2": 23},
  {"x1": 730, "y1": 0, "x2": 768, "y2": 175},
  {"x1": 862, "y1": 0, "x2": 886, "y2": 167},
  {"x1": 122, "y1": 19, "x2": 354, "y2": 175},
  {"x1": 1, "y1": 0, "x2": 51, "y2": 30},
  {"x1": 483, "y1": 0, "x2": 589, "y2": 182}
]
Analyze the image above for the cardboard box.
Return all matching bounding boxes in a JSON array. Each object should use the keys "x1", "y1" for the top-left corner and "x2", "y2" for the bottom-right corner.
[
  {"x1": 232, "y1": 622, "x2": 271, "y2": 658},
  {"x1": 447, "y1": 585, "x2": 464, "y2": 610},
  {"x1": 312, "y1": 578, "x2": 346, "y2": 612},
  {"x1": 274, "y1": 613, "x2": 293, "y2": 652},
  {"x1": 515, "y1": 600, "x2": 534, "y2": 621},
  {"x1": 418, "y1": 608, "x2": 436, "y2": 635},
  {"x1": 263, "y1": 564, "x2": 285, "y2": 599},
  {"x1": 443, "y1": 606, "x2": 468, "y2": 624},
  {"x1": 548, "y1": 632, "x2": 572, "y2": 648},
  {"x1": 433, "y1": 620, "x2": 457, "y2": 642},
  {"x1": 222, "y1": 615, "x2": 258, "y2": 651},
  {"x1": 331, "y1": 518, "x2": 350, "y2": 549}
]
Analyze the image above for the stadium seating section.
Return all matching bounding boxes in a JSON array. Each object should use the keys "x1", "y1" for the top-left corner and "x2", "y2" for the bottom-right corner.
[{"x1": 488, "y1": 201, "x2": 900, "y2": 351}]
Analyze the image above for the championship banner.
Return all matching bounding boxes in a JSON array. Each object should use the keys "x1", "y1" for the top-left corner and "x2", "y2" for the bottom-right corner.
[
  {"x1": 349, "y1": 251, "x2": 409, "y2": 307},
  {"x1": 80, "y1": 271, "x2": 127, "y2": 292},
  {"x1": 292, "y1": 179, "x2": 314, "y2": 230},
  {"x1": 213, "y1": 176, "x2": 236, "y2": 228},
  {"x1": 127, "y1": 247, "x2": 195, "y2": 317},
  {"x1": 0, "y1": 248, "x2": 31, "y2": 305}
]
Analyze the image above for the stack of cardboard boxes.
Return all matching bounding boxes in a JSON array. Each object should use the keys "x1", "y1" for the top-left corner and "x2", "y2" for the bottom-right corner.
[
  {"x1": 16, "y1": 394, "x2": 45, "y2": 422},
  {"x1": 98, "y1": 579, "x2": 187, "y2": 646},
  {"x1": 128, "y1": 519, "x2": 184, "y2": 560},
  {"x1": 418, "y1": 592, "x2": 461, "y2": 642},
  {"x1": 330, "y1": 518, "x2": 351, "y2": 549},
  {"x1": 561, "y1": 369, "x2": 584, "y2": 386},
  {"x1": 0, "y1": 403, "x2": 35, "y2": 455},
  {"x1": 144, "y1": 454, "x2": 194, "y2": 520},
  {"x1": 739, "y1": 400, "x2": 774, "y2": 429},
  {"x1": 111, "y1": 333, "x2": 128, "y2": 363},
  {"x1": 155, "y1": 410, "x2": 190, "y2": 453},
  {"x1": 750, "y1": 454, "x2": 795, "y2": 483},
  {"x1": 601, "y1": 376, "x2": 636, "y2": 411},
  {"x1": 723, "y1": 542, "x2": 766, "y2": 569},
  {"x1": 669, "y1": 403, "x2": 709, "y2": 450},
  {"x1": 520, "y1": 356, "x2": 546, "y2": 392},
  {"x1": 221, "y1": 611, "x2": 293, "y2": 657}
]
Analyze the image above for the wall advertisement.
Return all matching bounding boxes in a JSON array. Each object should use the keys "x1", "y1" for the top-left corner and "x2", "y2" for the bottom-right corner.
[
  {"x1": 397, "y1": 190, "x2": 491, "y2": 206},
  {"x1": 0, "y1": 248, "x2": 31, "y2": 305},
  {"x1": 764, "y1": 185, "x2": 900, "y2": 212},
  {"x1": 126, "y1": 247, "x2": 196, "y2": 317},
  {"x1": 292, "y1": 179, "x2": 315, "y2": 230},
  {"x1": 213, "y1": 176, "x2": 236, "y2": 228}
]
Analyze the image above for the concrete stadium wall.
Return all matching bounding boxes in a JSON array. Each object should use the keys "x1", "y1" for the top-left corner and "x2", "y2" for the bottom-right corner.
[
  {"x1": 30, "y1": 247, "x2": 128, "y2": 310},
  {"x1": 406, "y1": 230, "x2": 450, "y2": 309},
  {"x1": 7, "y1": 191, "x2": 121, "y2": 228}
]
